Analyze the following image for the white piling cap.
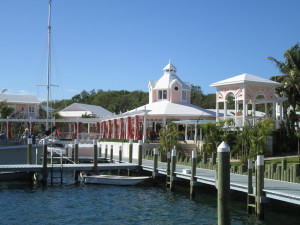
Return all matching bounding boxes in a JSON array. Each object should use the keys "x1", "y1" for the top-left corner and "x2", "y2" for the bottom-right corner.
[
  {"x1": 27, "y1": 138, "x2": 32, "y2": 145},
  {"x1": 129, "y1": 139, "x2": 133, "y2": 144},
  {"x1": 119, "y1": 146, "x2": 122, "y2": 151},
  {"x1": 248, "y1": 159, "x2": 253, "y2": 169},
  {"x1": 153, "y1": 148, "x2": 158, "y2": 155},
  {"x1": 217, "y1": 141, "x2": 230, "y2": 152},
  {"x1": 74, "y1": 139, "x2": 79, "y2": 145},
  {"x1": 171, "y1": 149, "x2": 177, "y2": 157},
  {"x1": 167, "y1": 152, "x2": 171, "y2": 159},
  {"x1": 93, "y1": 139, "x2": 97, "y2": 145},
  {"x1": 192, "y1": 150, "x2": 197, "y2": 158},
  {"x1": 256, "y1": 155, "x2": 264, "y2": 166},
  {"x1": 138, "y1": 140, "x2": 143, "y2": 145},
  {"x1": 43, "y1": 139, "x2": 48, "y2": 145}
]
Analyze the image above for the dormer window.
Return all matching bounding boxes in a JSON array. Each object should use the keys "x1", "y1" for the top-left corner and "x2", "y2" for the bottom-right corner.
[
  {"x1": 158, "y1": 90, "x2": 167, "y2": 99},
  {"x1": 166, "y1": 70, "x2": 170, "y2": 72}
]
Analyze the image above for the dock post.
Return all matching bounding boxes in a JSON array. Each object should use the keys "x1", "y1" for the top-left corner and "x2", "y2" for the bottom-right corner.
[
  {"x1": 138, "y1": 140, "x2": 143, "y2": 166},
  {"x1": 128, "y1": 139, "x2": 133, "y2": 176},
  {"x1": 110, "y1": 145, "x2": 113, "y2": 163},
  {"x1": 98, "y1": 143, "x2": 102, "y2": 158},
  {"x1": 153, "y1": 148, "x2": 158, "y2": 178},
  {"x1": 217, "y1": 141, "x2": 230, "y2": 225},
  {"x1": 60, "y1": 151, "x2": 63, "y2": 185},
  {"x1": 35, "y1": 148, "x2": 38, "y2": 165},
  {"x1": 42, "y1": 139, "x2": 48, "y2": 185},
  {"x1": 105, "y1": 144, "x2": 108, "y2": 159},
  {"x1": 170, "y1": 148, "x2": 177, "y2": 192},
  {"x1": 166, "y1": 152, "x2": 171, "y2": 188},
  {"x1": 190, "y1": 150, "x2": 197, "y2": 199},
  {"x1": 74, "y1": 139, "x2": 79, "y2": 183},
  {"x1": 119, "y1": 145, "x2": 123, "y2": 162},
  {"x1": 282, "y1": 159, "x2": 287, "y2": 181},
  {"x1": 27, "y1": 138, "x2": 32, "y2": 164},
  {"x1": 93, "y1": 139, "x2": 98, "y2": 174},
  {"x1": 129, "y1": 139, "x2": 133, "y2": 163},
  {"x1": 65, "y1": 146, "x2": 68, "y2": 158},
  {"x1": 256, "y1": 155, "x2": 265, "y2": 220},
  {"x1": 247, "y1": 159, "x2": 254, "y2": 214},
  {"x1": 118, "y1": 145, "x2": 122, "y2": 175},
  {"x1": 71, "y1": 144, "x2": 75, "y2": 161}
]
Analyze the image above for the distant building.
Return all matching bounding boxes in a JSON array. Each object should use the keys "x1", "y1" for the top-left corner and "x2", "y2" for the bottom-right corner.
[
  {"x1": 0, "y1": 94, "x2": 40, "y2": 119},
  {"x1": 58, "y1": 103, "x2": 113, "y2": 119}
]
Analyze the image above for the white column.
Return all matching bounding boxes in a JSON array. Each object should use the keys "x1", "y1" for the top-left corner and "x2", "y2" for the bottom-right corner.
[
  {"x1": 143, "y1": 113, "x2": 147, "y2": 142},
  {"x1": 88, "y1": 123, "x2": 90, "y2": 134},
  {"x1": 272, "y1": 101, "x2": 276, "y2": 120},
  {"x1": 280, "y1": 102, "x2": 283, "y2": 120},
  {"x1": 224, "y1": 100, "x2": 227, "y2": 120},
  {"x1": 185, "y1": 124, "x2": 188, "y2": 140},
  {"x1": 194, "y1": 124, "x2": 197, "y2": 142},
  {"x1": 216, "y1": 101, "x2": 219, "y2": 122},
  {"x1": 242, "y1": 86, "x2": 246, "y2": 125},
  {"x1": 200, "y1": 128, "x2": 203, "y2": 141}
]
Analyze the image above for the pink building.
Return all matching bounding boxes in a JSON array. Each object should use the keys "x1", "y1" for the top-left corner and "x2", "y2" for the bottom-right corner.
[{"x1": 0, "y1": 94, "x2": 40, "y2": 119}]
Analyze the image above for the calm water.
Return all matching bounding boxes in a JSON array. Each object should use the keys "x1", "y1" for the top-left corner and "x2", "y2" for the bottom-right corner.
[{"x1": 0, "y1": 173, "x2": 299, "y2": 225}]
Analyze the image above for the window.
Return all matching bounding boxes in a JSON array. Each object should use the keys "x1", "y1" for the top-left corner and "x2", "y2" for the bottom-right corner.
[
  {"x1": 29, "y1": 106, "x2": 35, "y2": 113},
  {"x1": 158, "y1": 90, "x2": 167, "y2": 99},
  {"x1": 182, "y1": 90, "x2": 187, "y2": 101},
  {"x1": 174, "y1": 86, "x2": 179, "y2": 91}
]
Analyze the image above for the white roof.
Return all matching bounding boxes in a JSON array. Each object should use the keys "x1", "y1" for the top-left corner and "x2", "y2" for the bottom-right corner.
[
  {"x1": 59, "y1": 103, "x2": 113, "y2": 118},
  {"x1": 150, "y1": 63, "x2": 191, "y2": 90},
  {"x1": 0, "y1": 94, "x2": 39, "y2": 104},
  {"x1": 129, "y1": 101, "x2": 217, "y2": 117},
  {"x1": 210, "y1": 73, "x2": 282, "y2": 87}
]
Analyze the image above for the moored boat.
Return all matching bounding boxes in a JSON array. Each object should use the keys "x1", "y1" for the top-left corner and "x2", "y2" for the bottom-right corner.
[{"x1": 83, "y1": 175, "x2": 150, "y2": 186}]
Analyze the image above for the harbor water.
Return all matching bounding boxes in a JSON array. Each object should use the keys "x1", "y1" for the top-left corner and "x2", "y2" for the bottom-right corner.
[{"x1": 0, "y1": 172, "x2": 299, "y2": 225}]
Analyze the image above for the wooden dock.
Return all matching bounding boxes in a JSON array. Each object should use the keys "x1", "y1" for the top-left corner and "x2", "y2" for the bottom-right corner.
[{"x1": 0, "y1": 155, "x2": 299, "y2": 206}]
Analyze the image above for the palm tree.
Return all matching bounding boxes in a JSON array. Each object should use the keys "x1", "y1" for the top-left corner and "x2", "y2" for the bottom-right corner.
[{"x1": 268, "y1": 44, "x2": 300, "y2": 151}]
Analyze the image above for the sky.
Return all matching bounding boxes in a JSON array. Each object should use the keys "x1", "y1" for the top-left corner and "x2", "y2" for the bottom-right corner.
[{"x1": 0, "y1": 0, "x2": 299, "y2": 101}]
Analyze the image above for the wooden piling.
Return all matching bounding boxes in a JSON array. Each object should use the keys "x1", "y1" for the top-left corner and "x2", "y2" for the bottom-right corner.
[
  {"x1": 93, "y1": 139, "x2": 98, "y2": 174},
  {"x1": 27, "y1": 138, "x2": 32, "y2": 164},
  {"x1": 129, "y1": 139, "x2": 133, "y2": 163},
  {"x1": 128, "y1": 139, "x2": 133, "y2": 176},
  {"x1": 217, "y1": 141, "x2": 230, "y2": 225},
  {"x1": 74, "y1": 139, "x2": 79, "y2": 182},
  {"x1": 247, "y1": 159, "x2": 254, "y2": 214},
  {"x1": 105, "y1": 144, "x2": 108, "y2": 159},
  {"x1": 138, "y1": 140, "x2": 143, "y2": 166},
  {"x1": 98, "y1": 143, "x2": 102, "y2": 158},
  {"x1": 42, "y1": 139, "x2": 48, "y2": 185},
  {"x1": 190, "y1": 150, "x2": 197, "y2": 199},
  {"x1": 170, "y1": 148, "x2": 177, "y2": 192},
  {"x1": 166, "y1": 152, "x2": 171, "y2": 188},
  {"x1": 110, "y1": 145, "x2": 113, "y2": 163},
  {"x1": 256, "y1": 155, "x2": 265, "y2": 220},
  {"x1": 153, "y1": 148, "x2": 158, "y2": 178}
]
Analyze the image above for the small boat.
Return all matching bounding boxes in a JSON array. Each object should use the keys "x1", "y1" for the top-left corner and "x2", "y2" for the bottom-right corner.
[{"x1": 83, "y1": 175, "x2": 150, "y2": 186}]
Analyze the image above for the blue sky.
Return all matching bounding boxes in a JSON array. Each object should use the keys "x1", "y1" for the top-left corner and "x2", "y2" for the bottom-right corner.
[{"x1": 0, "y1": 0, "x2": 299, "y2": 101}]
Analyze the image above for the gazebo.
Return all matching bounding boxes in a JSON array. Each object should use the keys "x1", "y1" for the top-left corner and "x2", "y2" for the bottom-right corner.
[{"x1": 210, "y1": 73, "x2": 285, "y2": 127}]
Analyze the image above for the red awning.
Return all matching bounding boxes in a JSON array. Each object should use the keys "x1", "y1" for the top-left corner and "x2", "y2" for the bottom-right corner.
[
  {"x1": 127, "y1": 117, "x2": 132, "y2": 139},
  {"x1": 134, "y1": 115, "x2": 139, "y2": 141},
  {"x1": 120, "y1": 118, "x2": 124, "y2": 139}
]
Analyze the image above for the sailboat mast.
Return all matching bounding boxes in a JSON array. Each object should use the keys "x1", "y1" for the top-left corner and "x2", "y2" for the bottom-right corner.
[{"x1": 46, "y1": 0, "x2": 52, "y2": 131}]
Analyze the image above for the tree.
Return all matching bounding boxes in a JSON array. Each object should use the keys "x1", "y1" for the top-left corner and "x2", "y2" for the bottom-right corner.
[
  {"x1": 158, "y1": 121, "x2": 184, "y2": 161},
  {"x1": 0, "y1": 101, "x2": 14, "y2": 118},
  {"x1": 268, "y1": 43, "x2": 300, "y2": 151}
]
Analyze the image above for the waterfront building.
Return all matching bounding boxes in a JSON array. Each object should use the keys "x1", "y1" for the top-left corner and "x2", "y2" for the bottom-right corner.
[
  {"x1": 99, "y1": 62, "x2": 217, "y2": 141},
  {"x1": 210, "y1": 73, "x2": 286, "y2": 127},
  {"x1": 0, "y1": 94, "x2": 39, "y2": 119}
]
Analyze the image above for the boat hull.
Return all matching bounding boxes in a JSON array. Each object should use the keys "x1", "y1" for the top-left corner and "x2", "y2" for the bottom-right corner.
[{"x1": 83, "y1": 175, "x2": 149, "y2": 186}]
